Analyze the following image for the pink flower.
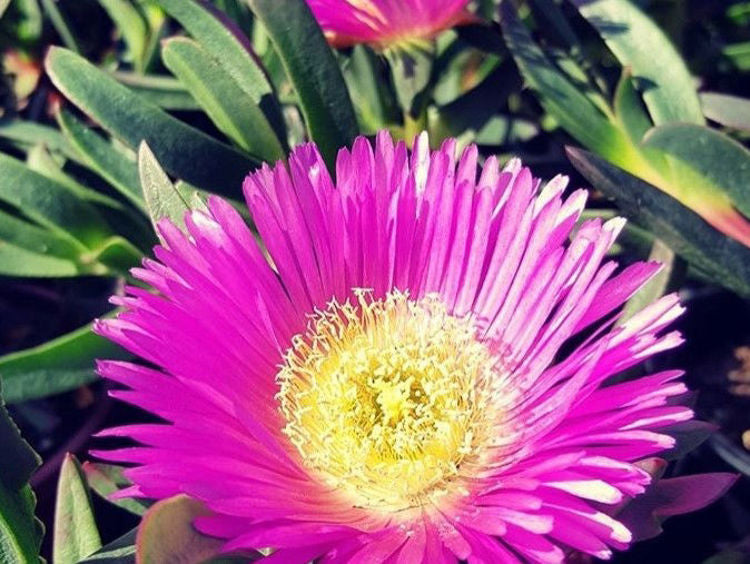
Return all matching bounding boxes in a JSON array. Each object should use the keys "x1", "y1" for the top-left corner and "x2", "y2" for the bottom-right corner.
[
  {"x1": 306, "y1": 0, "x2": 475, "y2": 48},
  {"x1": 94, "y1": 132, "x2": 731, "y2": 562}
]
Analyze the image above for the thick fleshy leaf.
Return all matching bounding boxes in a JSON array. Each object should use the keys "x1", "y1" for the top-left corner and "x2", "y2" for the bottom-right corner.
[
  {"x1": 617, "y1": 473, "x2": 736, "y2": 541},
  {"x1": 0, "y1": 120, "x2": 82, "y2": 162},
  {"x1": 45, "y1": 47, "x2": 257, "y2": 196},
  {"x1": 0, "y1": 315, "x2": 129, "y2": 404},
  {"x1": 56, "y1": 109, "x2": 145, "y2": 211},
  {"x1": 112, "y1": 72, "x2": 200, "y2": 110},
  {"x1": 79, "y1": 529, "x2": 136, "y2": 564},
  {"x1": 82, "y1": 463, "x2": 149, "y2": 516},
  {"x1": 0, "y1": 241, "x2": 82, "y2": 278},
  {"x1": 54, "y1": 454, "x2": 102, "y2": 564},
  {"x1": 569, "y1": 0, "x2": 704, "y2": 125},
  {"x1": 0, "y1": 152, "x2": 113, "y2": 249},
  {"x1": 700, "y1": 92, "x2": 750, "y2": 131},
  {"x1": 156, "y1": 0, "x2": 286, "y2": 143},
  {"x1": 386, "y1": 44, "x2": 434, "y2": 116},
  {"x1": 97, "y1": 0, "x2": 149, "y2": 72},
  {"x1": 642, "y1": 123, "x2": 750, "y2": 222},
  {"x1": 25, "y1": 143, "x2": 125, "y2": 212},
  {"x1": 567, "y1": 147, "x2": 750, "y2": 297},
  {"x1": 135, "y1": 495, "x2": 225, "y2": 563},
  {"x1": 243, "y1": 0, "x2": 358, "y2": 169},
  {"x1": 40, "y1": 0, "x2": 81, "y2": 53},
  {"x1": 661, "y1": 421, "x2": 717, "y2": 461},
  {"x1": 0, "y1": 207, "x2": 82, "y2": 262},
  {"x1": 500, "y1": 2, "x2": 627, "y2": 161},
  {"x1": 614, "y1": 69, "x2": 652, "y2": 144},
  {"x1": 0, "y1": 381, "x2": 43, "y2": 563},
  {"x1": 342, "y1": 45, "x2": 398, "y2": 134},
  {"x1": 161, "y1": 37, "x2": 285, "y2": 162},
  {"x1": 138, "y1": 142, "x2": 192, "y2": 239}
]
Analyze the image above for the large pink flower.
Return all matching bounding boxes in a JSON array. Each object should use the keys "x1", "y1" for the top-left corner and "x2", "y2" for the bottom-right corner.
[
  {"x1": 94, "y1": 132, "x2": 731, "y2": 562},
  {"x1": 305, "y1": 0, "x2": 475, "y2": 48}
]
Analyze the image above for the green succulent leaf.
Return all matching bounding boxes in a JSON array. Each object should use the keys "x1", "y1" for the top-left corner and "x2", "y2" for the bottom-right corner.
[
  {"x1": 53, "y1": 454, "x2": 102, "y2": 564},
  {"x1": 45, "y1": 47, "x2": 257, "y2": 197},
  {"x1": 0, "y1": 152, "x2": 113, "y2": 249},
  {"x1": 342, "y1": 46, "x2": 398, "y2": 135},
  {"x1": 79, "y1": 529, "x2": 136, "y2": 564},
  {"x1": 25, "y1": 144, "x2": 127, "y2": 212},
  {"x1": 82, "y1": 463, "x2": 149, "y2": 516},
  {"x1": 156, "y1": 0, "x2": 286, "y2": 145},
  {"x1": 614, "y1": 68, "x2": 652, "y2": 144},
  {"x1": 112, "y1": 72, "x2": 200, "y2": 110},
  {"x1": 499, "y1": 2, "x2": 627, "y2": 161},
  {"x1": 0, "y1": 120, "x2": 81, "y2": 163},
  {"x1": 0, "y1": 381, "x2": 43, "y2": 563},
  {"x1": 569, "y1": 0, "x2": 703, "y2": 125},
  {"x1": 0, "y1": 315, "x2": 129, "y2": 404},
  {"x1": 162, "y1": 37, "x2": 285, "y2": 162},
  {"x1": 642, "y1": 123, "x2": 750, "y2": 221},
  {"x1": 56, "y1": 110, "x2": 145, "y2": 211},
  {"x1": 138, "y1": 142, "x2": 194, "y2": 239},
  {"x1": 0, "y1": 242, "x2": 82, "y2": 278},
  {"x1": 40, "y1": 0, "x2": 81, "y2": 53},
  {"x1": 700, "y1": 92, "x2": 750, "y2": 131},
  {"x1": 97, "y1": 0, "x2": 149, "y2": 72},
  {"x1": 243, "y1": 0, "x2": 358, "y2": 169},
  {"x1": 567, "y1": 147, "x2": 750, "y2": 297},
  {"x1": 385, "y1": 44, "x2": 434, "y2": 117}
]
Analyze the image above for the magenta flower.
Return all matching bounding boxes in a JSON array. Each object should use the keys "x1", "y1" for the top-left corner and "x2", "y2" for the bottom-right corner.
[
  {"x1": 305, "y1": 0, "x2": 475, "y2": 48},
  {"x1": 94, "y1": 132, "x2": 731, "y2": 562}
]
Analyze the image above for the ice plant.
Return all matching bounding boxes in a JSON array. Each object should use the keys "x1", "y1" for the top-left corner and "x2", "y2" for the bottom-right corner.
[
  {"x1": 95, "y1": 132, "x2": 730, "y2": 562},
  {"x1": 305, "y1": 0, "x2": 474, "y2": 48}
]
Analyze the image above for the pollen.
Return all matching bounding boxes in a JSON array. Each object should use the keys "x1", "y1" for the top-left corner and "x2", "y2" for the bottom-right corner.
[{"x1": 276, "y1": 290, "x2": 502, "y2": 513}]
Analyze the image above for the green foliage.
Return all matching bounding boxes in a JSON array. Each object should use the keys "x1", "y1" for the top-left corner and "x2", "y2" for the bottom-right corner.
[
  {"x1": 0, "y1": 382, "x2": 43, "y2": 563},
  {"x1": 53, "y1": 454, "x2": 102, "y2": 564}
]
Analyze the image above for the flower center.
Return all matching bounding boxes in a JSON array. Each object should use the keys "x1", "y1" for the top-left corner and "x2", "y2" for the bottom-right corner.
[{"x1": 276, "y1": 290, "x2": 498, "y2": 512}]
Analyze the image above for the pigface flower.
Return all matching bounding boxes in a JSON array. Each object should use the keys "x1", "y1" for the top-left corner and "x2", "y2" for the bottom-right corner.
[
  {"x1": 95, "y1": 132, "x2": 728, "y2": 563},
  {"x1": 305, "y1": 0, "x2": 475, "y2": 48}
]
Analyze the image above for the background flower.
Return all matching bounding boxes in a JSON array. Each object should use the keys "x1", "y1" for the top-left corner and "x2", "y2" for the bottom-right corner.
[{"x1": 305, "y1": 0, "x2": 475, "y2": 48}]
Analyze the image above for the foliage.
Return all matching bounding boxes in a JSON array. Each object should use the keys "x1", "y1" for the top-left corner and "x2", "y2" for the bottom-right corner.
[{"x1": 0, "y1": 0, "x2": 748, "y2": 561}]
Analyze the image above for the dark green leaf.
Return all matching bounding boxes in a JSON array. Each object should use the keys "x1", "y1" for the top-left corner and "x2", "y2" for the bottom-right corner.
[
  {"x1": 243, "y1": 0, "x2": 358, "y2": 169},
  {"x1": 0, "y1": 315, "x2": 129, "y2": 404},
  {"x1": 82, "y1": 463, "x2": 149, "y2": 516},
  {"x1": 162, "y1": 37, "x2": 285, "y2": 162},
  {"x1": 342, "y1": 46, "x2": 398, "y2": 135},
  {"x1": 614, "y1": 68, "x2": 652, "y2": 143},
  {"x1": 642, "y1": 123, "x2": 750, "y2": 220},
  {"x1": 0, "y1": 242, "x2": 82, "y2": 278},
  {"x1": 569, "y1": 0, "x2": 703, "y2": 125},
  {"x1": 0, "y1": 120, "x2": 82, "y2": 163},
  {"x1": 40, "y1": 0, "x2": 81, "y2": 53},
  {"x1": 79, "y1": 529, "x2": 136, "y2": 564},
  {"x1": 138, "y1": 142, "x2": 192, "y2": 238},
  {"x1": 45, "y1": 47, "x2": 258, "y2": 197},
  {"x1": 156, "y1": 0, "x2": 286, "y2": 144},
  {"x1": 112, "y1": 72, "x2": 200, "y2": 110},
  {"x1": 385, "y1": 45, "x2": 434, "y2": 116},
  {"x1": 25, "y1": 143, "x2": 127, "y2": 212},
  {"x1": 500, "y1": 2, "x2": 627, "y2": 161},
  {"x1": 97, "y1": 0, "x2": 149, "y2": 72},
  {"x1": 700, "y1": 92, "x2": 750, "y2": 132},
  {"x1": 0, "y1": 152, "x2": 113, "y2": 249},
  {"x1": 567, "y1": 147, "x2": 750, "y2": 297},
  {"x1": 53, "y1": 454, "x2": 102, "y2": 564},
  {"x1": 56, "y1": 110, "x2": 145, "y2": 211},
  {"x1": 0, "y1": 381, "x2": 43, "y2": 563},
  {"x1": 619, "y1": 239, "x2": 678, "y2": 322}
]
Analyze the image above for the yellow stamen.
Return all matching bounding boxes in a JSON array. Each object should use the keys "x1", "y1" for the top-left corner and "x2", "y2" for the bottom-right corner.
[{"x1": 276, "y1": 290, "x2": 502, "y2": 513}]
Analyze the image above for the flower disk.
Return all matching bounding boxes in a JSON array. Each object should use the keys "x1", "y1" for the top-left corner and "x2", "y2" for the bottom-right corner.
[{"x1": 278, "y1": 290, "x2": 506, "y2": 512}]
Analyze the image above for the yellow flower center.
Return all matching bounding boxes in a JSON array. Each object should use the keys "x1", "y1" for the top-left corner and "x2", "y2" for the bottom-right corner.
[{"x1": 276, "y1": 290, "x2": 500, "y2": 513}]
